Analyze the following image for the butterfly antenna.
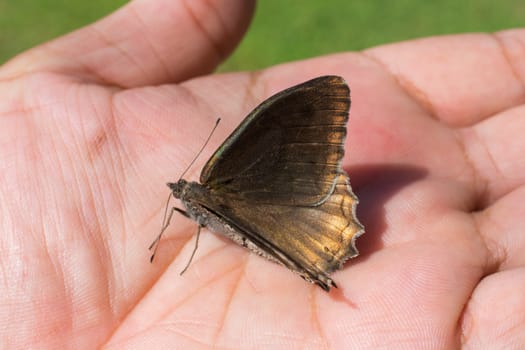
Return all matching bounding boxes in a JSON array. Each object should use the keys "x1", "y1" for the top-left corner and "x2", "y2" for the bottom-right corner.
[
  {"x1": 179, "y1": 118, "x2": 221, "y2": 180},
  {"x1": 180, "y1": 225, "x2": 201, "y2": 275}
]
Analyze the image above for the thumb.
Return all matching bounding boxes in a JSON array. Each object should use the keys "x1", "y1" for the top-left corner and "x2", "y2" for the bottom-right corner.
[{"x1": 0, "y1": 0, "x2": 255, "y2": 87}]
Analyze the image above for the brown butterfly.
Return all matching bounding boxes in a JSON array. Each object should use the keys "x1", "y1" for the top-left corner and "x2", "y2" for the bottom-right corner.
[{"x1": 150, "y1": 75, "x2": 364, "y2": 291}]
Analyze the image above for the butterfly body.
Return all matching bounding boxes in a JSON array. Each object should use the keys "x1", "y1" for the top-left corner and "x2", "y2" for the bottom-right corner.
[{"x1": 164, "y1": 76, "x2": 364, "y2": 291}]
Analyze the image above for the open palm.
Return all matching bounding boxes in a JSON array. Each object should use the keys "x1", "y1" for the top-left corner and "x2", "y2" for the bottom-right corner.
[{"x1": 1, "y1": 1, "x2": 524, "y2": 349}]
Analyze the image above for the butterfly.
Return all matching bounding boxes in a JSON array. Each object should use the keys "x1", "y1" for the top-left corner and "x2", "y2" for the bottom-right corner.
[{"x1": 150, "y1": 75, "x2": 364, "y2": 291}]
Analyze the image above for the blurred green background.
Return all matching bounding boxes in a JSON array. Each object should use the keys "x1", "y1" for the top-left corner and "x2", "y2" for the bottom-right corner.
[{"x1": 1, "y1": 1, "x2": 523, "y2": 70}]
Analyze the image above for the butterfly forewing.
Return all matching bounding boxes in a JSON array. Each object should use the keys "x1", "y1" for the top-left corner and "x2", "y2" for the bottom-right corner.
[{"x1": 200, "y1": 76, "x2": 350, "y2": 206}]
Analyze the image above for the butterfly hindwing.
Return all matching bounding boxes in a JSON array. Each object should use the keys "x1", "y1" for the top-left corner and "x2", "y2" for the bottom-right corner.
[{"x1": 190, "y1": 173, "x2": 363, "y2": 290}]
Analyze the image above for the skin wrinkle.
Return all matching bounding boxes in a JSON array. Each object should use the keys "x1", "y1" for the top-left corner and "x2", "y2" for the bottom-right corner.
[
  {"x1": 47, "y1": 33, "x2": 107, "y2": 86},
  {"x1": 84, "y1": 96, "x2": 122, "y2": 320},
  {"x1": 102, "y1": 90, "x2": 146, "y2": 250},
  {"x1": 96, "y1": 94, "x2": 151, "y2": 321},
  {"x1": 126, "y1": 4, "x2": 172, "y2": 83},
  {"x1": 144, "y1": 264, "x2": 245, "y2": 346},
  {"x1": 498, "y1": 314, "x2": 525, "y2": 340},
  {"x1": 181, "y1": 0, "x2": 226, "y2": 63},
  {"x1": 472, "y1": 210, "x2": 508, "y2": 272},
  {"x1": 39, "y1": 203, "x2": 74, "y2": 343},
  {"x1": 84, "y1": 87, "x2": 111, "y2": 162},
  {"x1": 157, "y1": 323, "x2": 223, "y2": 349},
  {"x1": 77, "y1": 26, "x2": 130, "y2": 87},
  {"x1": 140, "y1": 243, "x2": 241, "y2": 327},
  {"x1": 89, "y1": 33, "x2": 140, "y2": 88},
  {"x1": 458, "y1": 215, "x2": 507, "y2": 344},
  {"x1": 99, "y1": 97, "x2": 128, "y2": 243},
  {"x1": 200, "y1": 0, "x2": 232, "y2": 59},
  {"x1": 0, "y1": 76, "x2": 24, "y2": 97},
  {"x1": 361, "y1": 51, "x2": 440, "y2": 122},
  {"x1": 452, "y1": 257, "x2": 477, "y2": 348},
  {"x1": 453, "y1": 129, "x2": 488, "y2": 209},
  {"x1": 5, "y1": 45, "x2": 54, "y2": 79},
  {"x1": 308, "y1": 287, "x2": 329, "y2": 350},
  {"x1": 493, "y1": 32, "x2": 525, "y2": 94},
  {"x1": 92, "y1": 131, "x2": 109, "y2": 160},
  {"x1": 242, "y1": 257, "x2": 263, "y2": 293},
  {"x1": 47, "y1": 106, "x2": 84, "y2": 336},
  {"x1": 86, "y1": 23, "x2": 146, "y2": 88},
  {"x1": 211, "y1": 261, "x2": 244, "y2": 347},
  {"x1": 52, "y1": 84, "x2": 119, "y2": 328},
  {"x1": 108, "y1": 318, "x2": 213, "y2": 350},
  {"x1": 458, "y1": 295, "x2": 474, "y2": 346},
  {"x1": 19, "y1": 108, "x2": 43, "y2": 244},
  {"x1": 74, "y1": 164, "x2": 116, "y2": 331},
  {"x1": 366, "y1": 33, "x2": 525, "y2": 125},
  {"x1": 391, "y1": 74, "x2": 438, "y2": 122},
  {"x1": 460, "y1": 127, "x2": 504, "y2": 206},
  {"x1": 31, "y1": 101, "x2": 76, "y2": 344},
  {"x1": 26, "y1": 36, "x2": 102, "y2": 86},
  {"x1": 0, "y1": 197, "x2": 7, "y2": 284},
  {"x1": 175, "y1": 82, "x2": 207, "y2": 121},
  {"x1": 245, "y1": 71, "x2": 265, "y2": 112},
  {"x1": 101, "y1": 219, "x2": 190, "y2": 345}
]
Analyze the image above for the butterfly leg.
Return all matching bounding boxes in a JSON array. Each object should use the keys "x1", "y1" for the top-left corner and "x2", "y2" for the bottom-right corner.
[
  {"x1": 149, "y1": 206, "x2": 190, "y2": 262},
  {"x1": 179, "y1": 225, "x2": 202, "y2": 275}
]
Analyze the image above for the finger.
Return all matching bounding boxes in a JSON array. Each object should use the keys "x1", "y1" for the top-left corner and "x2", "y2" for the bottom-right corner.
[
  {"x1": 365, "y1": 29, "x2": 525, "y2": 126},
  {"x1": 473, "y1": 187, "x2": 525, "y2": 269},
  {"x1": 462, "y1": 269, "x2": 525, "y2": 347},
  {"x1": 0, "y1": 0, "x2": 255, "y2": 87},
  {"x1": 460, "y1": 105, "x2": 525, "y2": 202}
]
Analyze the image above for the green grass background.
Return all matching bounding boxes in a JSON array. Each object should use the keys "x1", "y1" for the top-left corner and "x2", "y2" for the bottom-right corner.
[{"x1": 1, "y1": 1, "x2": 523, "y2": 71}]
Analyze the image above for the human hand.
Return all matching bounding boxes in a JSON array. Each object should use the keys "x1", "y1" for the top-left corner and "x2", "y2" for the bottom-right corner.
[{"x1": 1, "y1": 0, "x2": 524, "y2": 348}]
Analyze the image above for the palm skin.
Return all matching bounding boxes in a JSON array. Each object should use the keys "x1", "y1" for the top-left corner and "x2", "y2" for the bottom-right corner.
[{"x1": 1, "y1": 1, "x2": 524, "y2": 349}]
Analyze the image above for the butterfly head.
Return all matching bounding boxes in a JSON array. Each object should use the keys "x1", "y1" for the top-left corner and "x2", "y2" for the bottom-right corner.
[{"x1": 167, "y1": 179, "x2": 188, "y2": 199}]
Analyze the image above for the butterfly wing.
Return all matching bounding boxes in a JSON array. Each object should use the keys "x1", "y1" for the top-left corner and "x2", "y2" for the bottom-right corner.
[
  {"x1": 200, "y1": 75, "x2": 350, "y2": 206},
  {"x1": 195, "y1": 173, "x2": 363, "y2": 291}
]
